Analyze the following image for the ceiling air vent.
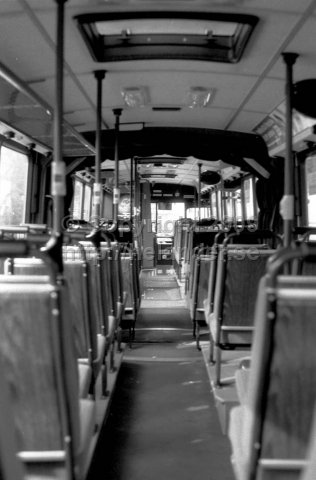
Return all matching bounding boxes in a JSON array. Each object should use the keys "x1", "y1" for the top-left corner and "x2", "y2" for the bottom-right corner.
[{"x1": 152, "y1": 107, "x2": 182, "y2": 112}]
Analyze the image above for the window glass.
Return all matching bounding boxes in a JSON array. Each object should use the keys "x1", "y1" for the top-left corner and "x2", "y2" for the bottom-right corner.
[
  {"x1": 305, "y1": 155, "x2": 316, "y2": 226},
  {"x1": 217, "y1": 190, "x2": 222, "y2": 221},
  {"x1": 0, "y1": 146, "x2": 28, "y2": 225},
  {"x1": 224, "y1": 191, "x2": 233, "y2": 221},
  {"x1": 154, "y1": 202, "x2": 185, "y2": 235},
  {"x1": 243, "y1": 177, "x2": 255, "y2": 220},
  {"x1": 83, "y1": 184, "x2": 92, "y2": 221},
  {"x1": 211, "y1": 192, "x2": 217, "y2": 219},
  {"x1": 234, "y1": 188, "x2": 243, "y2": 221},
  {"x1": 72, "y1": 180, "x2": 83, "y2": 218},
  {"x1": 118, "y1": 195, "x2": 131, "y2": 220}
]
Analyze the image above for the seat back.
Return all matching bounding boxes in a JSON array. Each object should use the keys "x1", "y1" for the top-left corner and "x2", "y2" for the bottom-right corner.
[
  {"x1": 79, "y1": 242, "x2": 109, "y2": 336},
  {"x1": 6, "y1": 254, "x2": 95, "y2": 362},
  {"x1": 0, "y1": 275, "x2": 80, "y2": 456},
  {"x1": 214, "y1": 247, "x2": 275, "y2": 346},
  {"x1": 190, "y1": 253, "x2": 212, "y2": 319},
  {"x1": 257, "y1": 277, "x2": 316, "y2": 479},
  {"x1": 0, "y1": 356, "x2": 25, "y2": 480},
  {"x1": 229, "y1": 273, "x2": 316, "y2": 480},
  {"x1": 121, "y1": 252, "x2": 139, "y2": 316}
]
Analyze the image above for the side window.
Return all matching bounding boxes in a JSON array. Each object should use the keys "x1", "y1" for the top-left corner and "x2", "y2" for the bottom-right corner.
[
  {"x1": 223, "y1": 191, "x2": 233, "y2": 222},
  {"x1": 72, "y1": 178, "x2": 93, "y2": 221},
  {"x1": 305, "y1": 155, "x2": 316, "y2": 226},
  {"x1": 83, "y1": 184, "x2": 92, "y2": 221},
  {"x1": 211, "y1": 191, "x2": 217, "y2": 219},
  {"x1": 72, "y1": 179, "x2": 83, "y2": 219},
  {"x1": 234, "y1": 188, "x2": 242, "y2": 222},
  {"x1": 217, "y1": 190, "x2": 222, "y2": 221},
  {"x1": 0, "y1": 146, "x2": 28, "y2": 225},
  {"x1": 243, "y1": 177, "x2": 256, "y2": 221}
]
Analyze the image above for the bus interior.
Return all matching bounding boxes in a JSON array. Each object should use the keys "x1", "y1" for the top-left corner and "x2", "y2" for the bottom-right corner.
[{"x1": 0, "y1": 1, "x2": 316, "y2": 480}]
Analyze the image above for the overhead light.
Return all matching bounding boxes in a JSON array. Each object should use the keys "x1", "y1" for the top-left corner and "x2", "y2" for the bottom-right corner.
[
  {"x1": 187, "y1": 87, "x2": 215, "y2": 108},
  {"x1": 121, "y1": 86, "x2": 149, "y2": 108}
]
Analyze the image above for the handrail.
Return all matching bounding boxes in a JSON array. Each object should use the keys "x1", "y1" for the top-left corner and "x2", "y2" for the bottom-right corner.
[
  {"x1": 223, "y1": 230, "x2": 283, "y2": 248},
  {"x1": 266, "y1": 243, "x2": 316, "y2": 287}
]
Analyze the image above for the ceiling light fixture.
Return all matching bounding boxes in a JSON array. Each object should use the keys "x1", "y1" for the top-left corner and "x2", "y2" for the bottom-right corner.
[
  {"x1": 187, "y1": 87, "x2": 215, "y2": 108},
  {"x1": 121, "y1": 86, "x2": 149, "y2": 108}
]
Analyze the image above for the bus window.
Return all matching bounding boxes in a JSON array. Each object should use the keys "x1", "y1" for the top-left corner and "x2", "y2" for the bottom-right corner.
[
  {"x1": 211, "y1": 191, "x2": 217, "y2": 219},
  {"x1": 153, "y1": 202, "x2": 185, "y2": 235},
  {"x1": 305, "y1": 155, "x2": 316, "y2": 226},
  {"x1": 0, "y1": 146, "x2": 28, "y2": 226},
  {"x1": 72, "y1": 179, "x2": 83, "y2": 219},
  {"x1": 234, "y1": 188, "x2": 243, "y2": 222},
  {"x1": 83, "y1": 184, "x2": 92, "y2": 221},
  {"x1": 223, "y1": 191, "x2": 233, "y2": 222},
  {"x1": 217, "y1": 190, "x2": 222, "y2": 221},
  {"x1": 243, "y1": 177, "x2": 256, "y2": 220}
]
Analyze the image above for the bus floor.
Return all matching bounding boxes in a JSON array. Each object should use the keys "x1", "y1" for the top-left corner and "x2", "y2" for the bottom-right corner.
[{"x1": 86, "y1": 268, "x2": 234, "y2": 480}]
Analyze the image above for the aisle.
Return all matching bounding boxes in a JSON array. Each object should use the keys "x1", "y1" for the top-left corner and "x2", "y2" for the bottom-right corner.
[
  {"x1": 139, "y1": 267, "x2": 187, "y2": 309},
  {"x1": 87, "y1": 342, "x2": 234, "y2": 480},
  {"x1": 87, "y1": 268, "x2": 234, "y2": 480}
]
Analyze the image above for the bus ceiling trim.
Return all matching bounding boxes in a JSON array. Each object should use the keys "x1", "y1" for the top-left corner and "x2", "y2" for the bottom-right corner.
[
  {"x1": 0, "y1": 123, "x2": 51, "y2": 156},
  {"x1": 84, "y1": 127, "x2": 270, "y2": 167}
]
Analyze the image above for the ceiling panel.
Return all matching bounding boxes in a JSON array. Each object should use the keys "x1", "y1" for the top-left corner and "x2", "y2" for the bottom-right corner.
[
  {"x1": 243, "y1": 78, "x2": 285, "y2": 113},
  {"x1": 228, "y1": 111, "x2": 267, "y2": 133},
  {"x1": 267, "y1": 17, "x2": 316, "y2": 80},
  {"x1": 0, "y1": 12, "x2": 55, "y2": 80}
]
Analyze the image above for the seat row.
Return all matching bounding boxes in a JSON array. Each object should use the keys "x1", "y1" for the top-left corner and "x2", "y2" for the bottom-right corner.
[
  {"x1": 0, "y1": 233, "x2": 140, "y2": 480},
  {"x1": 187, "y1": 229, "x2": 281, "y2": 386},
  {"x1": 228, "y1": 244, "x2": 316, "y2": 480}
]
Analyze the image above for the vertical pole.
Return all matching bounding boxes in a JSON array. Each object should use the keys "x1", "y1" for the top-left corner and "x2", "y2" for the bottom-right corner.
[
  {"x1": 52, "y1": 0, "x2": 67, "y2": 236},
  {"x1": 94, "y1": 70, "x2": 106, "y2": 226},
  {"x1": 51, "y1": 3, "x2": 76, "y2": 479},
  {"x1": 281, "y1": 52, "x2": 298, "y2": 247},
  {"x1": 112, "y1": 108, "x2": 122, "y2": 223},
  {"x1": 198, "y1": 163, "x2": 202, "y2": 222},
  {"x1": 130, "y1": 156, "x2": 134, "y2": 243}
]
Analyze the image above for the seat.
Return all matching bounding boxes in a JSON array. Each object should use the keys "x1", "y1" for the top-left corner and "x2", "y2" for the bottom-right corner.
[
  {"x1": 0, "y1": 273, "x2": 96, "y2": 480},
  {"x1": 229, "y1": 245, "x2": 316, "y2": 480},
  {"x1": 120, "y1": 248, "x2": 140, "y2": 345},
  {"x1": 188, "y1": 250, "x2": 212, "y2": 344},
  {"x1": 300, "y1": 406, "x2": 316, "y2": 480},
  {"x1": 0, "y1": 356, "x2": 25, "y2": 480},
  {"x1": 208, "y1": 246, "x2": 275, "y2": 386}
]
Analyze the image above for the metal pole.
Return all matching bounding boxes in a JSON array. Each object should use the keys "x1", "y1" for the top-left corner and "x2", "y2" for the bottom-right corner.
[
  {"x1": 52, "y1": 0, "x2": 67, "y2": 235},
  {"x1": 112, "y1": 108, "x2": 122, "y2": 223},
  {"x1": 198, "y1": 163, "x2": 202, "y2": 222},
  {"x1": 130, "y1": 156, "x2": 134, "y2": 243},
  {"x1": 282, "y1": 52, "x2": 298, "y2": 247},
  {"x1": 94, "y1": 70, "x2": 106, "y2": 226}
]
